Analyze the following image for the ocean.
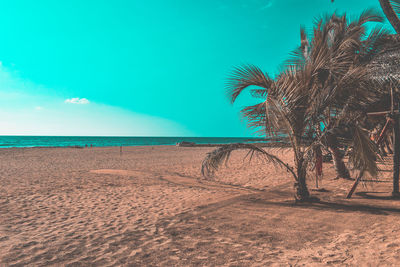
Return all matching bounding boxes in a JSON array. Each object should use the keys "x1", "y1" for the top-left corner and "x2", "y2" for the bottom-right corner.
[{"x1": 0, "y1": 136, "x2": 266, "y2": 148}]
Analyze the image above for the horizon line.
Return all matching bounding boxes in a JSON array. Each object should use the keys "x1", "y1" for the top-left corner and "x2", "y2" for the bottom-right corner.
[{"x1": 0, "y1": 135, "x2": 265, "y2": 138}]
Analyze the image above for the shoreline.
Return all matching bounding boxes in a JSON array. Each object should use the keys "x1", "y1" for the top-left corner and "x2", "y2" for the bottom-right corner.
[
  {"x1": 0, "y1": 136, "x2": 289, "y2": 149},
  {"x1": 0, "y1": 141, "x2": 291, "y2": 150}
]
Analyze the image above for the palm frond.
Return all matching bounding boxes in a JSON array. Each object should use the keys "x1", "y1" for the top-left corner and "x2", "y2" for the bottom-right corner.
[
  {"x1": 201, "y1": 143, "x2": 297, "y2": 180},
  {"x1": 264, "y1": 95, "x2": 290, "y2": 137},
  {"x1": 227, "y1": 64, "x2": 272, "y2": 104},
  {"x1": 240, "y1": 93, "x2": 294, "y2": 138},
  {"x1": 348, "y1": 125, "x2": 381, "y2": 177},
  {"x1": 250, "y1": 88, "x2": 268, "y2": 98},
  {"x1": 300, "y1": 25, "x2": 310, "y2": 60},
  {"x1": 266, "y1": 73, "x2": 306, "y2": 155},
  {"x1": 285, "y1": 47, "x2": 307, "y2": 69},
  {"x1": 354, "y1": 8, "x2": 384, "y2": 26},
  {"x1": 359, "y1": 26, "x2": 390, "y2": 63},
  {"x1": 240, "y1": 101, "x2": 267, "y2": 134}
]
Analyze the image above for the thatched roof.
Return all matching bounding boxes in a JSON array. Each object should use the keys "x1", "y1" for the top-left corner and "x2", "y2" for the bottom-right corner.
[
  {"x1": 365, "y1": 35, "x2": 400, "y2": 113},
  {"x1": 368, "y1": 34, "x2": 400, "y2": 81}
]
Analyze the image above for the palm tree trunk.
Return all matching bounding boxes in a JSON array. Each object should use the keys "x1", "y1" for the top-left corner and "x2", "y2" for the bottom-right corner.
[
  {"x1": 330, "y1": 146, "x2": 350, "y2": 179},
  {"x1": 379, "y1": 0, "x2": 400, "y2": 34},
  {"x1": 294, "y1": 156, "x2": 310, "y2": 201},
  {"x1": 326, "y1": 133, "x2": 350, "y2": 179}
]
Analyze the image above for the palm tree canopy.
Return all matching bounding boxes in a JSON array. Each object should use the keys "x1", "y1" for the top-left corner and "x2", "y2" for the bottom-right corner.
[
  {"x1": 207, "y1": 10, "x2": 389, "y2": 181},
  {"x1": 228, "y1": 9, "x2": 388, "y2": 137}
]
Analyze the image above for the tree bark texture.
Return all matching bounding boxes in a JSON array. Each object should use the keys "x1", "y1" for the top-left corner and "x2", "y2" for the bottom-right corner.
[
  {"x1": 294, "y1": 157, "x2": 310, "y2": 201},
  {"x1": 325, "y1": 133, "x2": 351, "y2": 179}
]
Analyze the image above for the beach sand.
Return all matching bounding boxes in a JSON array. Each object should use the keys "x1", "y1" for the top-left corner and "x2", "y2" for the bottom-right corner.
[{"x1": 1, "y1": 145, "x2": 400, "y2": 266}]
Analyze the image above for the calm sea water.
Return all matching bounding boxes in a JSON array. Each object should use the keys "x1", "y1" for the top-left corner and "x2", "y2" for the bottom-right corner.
[{"x1": 0, "y1": 136, "x2": 265, "y2": 148}]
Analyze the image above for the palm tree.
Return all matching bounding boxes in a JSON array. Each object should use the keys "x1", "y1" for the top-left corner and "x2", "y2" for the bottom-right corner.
[
  {"x1": 202, "y1": 11, "x2": 386, "y2": 201},
  {"x1": 296, "y1": 9, "x2": 391, "y2": 179},
  {"x1": 203, "y1": 65, "x2": 317, "y2": 201}
]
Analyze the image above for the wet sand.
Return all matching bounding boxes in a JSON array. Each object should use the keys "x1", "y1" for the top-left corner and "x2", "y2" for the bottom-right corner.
[{"x1": 1, "y1": 146, "x2": 400, "y2": 266}]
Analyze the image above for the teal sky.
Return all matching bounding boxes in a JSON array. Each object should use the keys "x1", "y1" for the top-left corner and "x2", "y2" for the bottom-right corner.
[{"x1": 0, "y1": 0, "x2": 388, "y2": 136}]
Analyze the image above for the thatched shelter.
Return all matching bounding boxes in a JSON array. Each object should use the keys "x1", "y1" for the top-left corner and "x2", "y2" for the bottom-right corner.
[
  {"x1": 366, "y1": 34, "x2": 400, "y2": 197},
  {"x1": 363, "y1": 34, "x2": 400, "y2": 114},
  {"x1": 368, "y1": 34, "x2": 400, "y2": 81}
]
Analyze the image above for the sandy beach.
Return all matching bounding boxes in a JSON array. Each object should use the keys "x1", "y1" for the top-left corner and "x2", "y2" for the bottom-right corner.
[{"x1": 1, "y1": 145, "x2": 400, "y2": 266}]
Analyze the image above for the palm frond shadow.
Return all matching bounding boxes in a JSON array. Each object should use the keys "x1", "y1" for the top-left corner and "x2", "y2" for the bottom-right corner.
[
  {"x1": 187, "y1": 191, "x2": 400, "y2": 217},
  {"x1": 246, "y1": 198, "x2": 400, "y2": 215},
  {"x1": 356, "y1": 191, "x2": 400, "y2": 200}
]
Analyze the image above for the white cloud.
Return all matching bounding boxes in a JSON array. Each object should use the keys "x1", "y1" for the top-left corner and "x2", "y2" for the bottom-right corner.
[
  {"x1": 260, "y1": 0, "x2": 273, "y2": 10},
  {"x1": 65, "y1": 97, "x2": 90, "y2": 104},
  {"x1": 35, "y1": 106, "x2": 43, "y2": 110}
]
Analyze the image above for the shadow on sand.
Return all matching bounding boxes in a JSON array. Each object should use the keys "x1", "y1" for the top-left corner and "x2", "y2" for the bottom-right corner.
[
  {"x1": 189, "y1": 191, "x2": 400, "y2": 217},
  {"x1": 240, "y1": 192, "x2": 400, "y2": 216},
  {"x1": 253, "y1": 202, "x2": 400, "y2": 215},
  {"x1": 356, "y1": 191, "x2": 400, "y2": 201}
]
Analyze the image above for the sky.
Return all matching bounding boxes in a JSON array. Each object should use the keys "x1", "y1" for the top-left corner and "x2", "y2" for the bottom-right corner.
[{"x1": 0, "y1": 0, "x2": 389, "y2": 136}]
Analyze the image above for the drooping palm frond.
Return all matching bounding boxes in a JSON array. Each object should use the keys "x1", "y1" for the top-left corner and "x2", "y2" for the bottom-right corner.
[
  {"x1": 348, "y1": 125, "x2": 381, "y2": 177},
  {"x1": 238, "y1": 84, "x2": 293, "y2": 137},
  {"x1": 201, "y1": 143, "x2": 297, "y2": 181},
  {"x1": 240, "y1": 101, "x2": 267, "y2": 134},
  {"x1": 227, "y1": 64, "x2": 272, "y2": 104}
]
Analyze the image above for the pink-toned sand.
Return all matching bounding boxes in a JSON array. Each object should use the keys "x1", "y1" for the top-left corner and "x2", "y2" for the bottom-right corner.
[{"x1": 1, "y1": 145, "x2": 400, "y2": 266}]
